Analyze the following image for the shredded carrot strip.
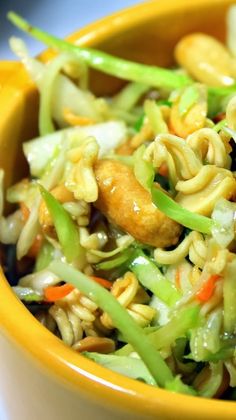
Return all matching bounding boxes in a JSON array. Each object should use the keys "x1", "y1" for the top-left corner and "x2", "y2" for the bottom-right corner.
[
  {"x1": 20, "y1": 202, "x2": 30, "y2": 222},
  {"x1": 90, "y1": 276, "x2": 113, "y2": 289},
  {"x1": 175, "y1": 268, "x2": 181, "y2": 290},
  {"x1": 44, "y1": 276, "x2": 112, "y2": 302},
  {"x1": 44, "y1": 283, "x2": 75, "y2": 302},
  {"x1": 158, "y1": 163, "x2": 169, "y2": 178},
  {"x1": 27, "y1": 234, "x2": 43, "y2": 258},
  {"x1": 63, "y1": 108, "x2": 95, "y2": 126},
  {"x1": 196, "y1": 274, "x2": 221, "y2": 302}
]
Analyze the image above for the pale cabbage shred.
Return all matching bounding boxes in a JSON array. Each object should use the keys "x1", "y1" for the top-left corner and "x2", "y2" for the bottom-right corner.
[{"x1": 2, "y1": 9, "x2": 236, "y2": 397}]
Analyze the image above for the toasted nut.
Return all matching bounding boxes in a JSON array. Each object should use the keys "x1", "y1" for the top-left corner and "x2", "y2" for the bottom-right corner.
[
  {"x1": 193, "y1": 365, "x2": 229, "y2": 398},
  {"x1": 72, "y1": 336, "x2": 115, "y2": 353},
  {"x1": 94, "y1": 159, "x2": 182, "y2": 248},
  {"x1": 175, "y1": 33, "x2": 236, "y2": 86},
  {"x1": 39, "y1": 184, "x2": 74, "y2": 233}
]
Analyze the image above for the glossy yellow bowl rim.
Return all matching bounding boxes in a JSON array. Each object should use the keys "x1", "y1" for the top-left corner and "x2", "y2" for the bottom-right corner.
[{"x1": 1, "y1": 0, "x2": 236, "y2": 418}]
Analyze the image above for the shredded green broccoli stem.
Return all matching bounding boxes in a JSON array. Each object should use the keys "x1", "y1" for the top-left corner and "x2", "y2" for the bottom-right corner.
[
  {"x1": 39, "y1": 186, "x2": 85, "y2": 264},
  {"x1": 117, "y1": 305, "x2": 200, "y2": 356},
  {"x1": 130, "y1": 250, "x2": 180, "y2": 305},
  {"x1": 39, "y1": 53, "x2": 73, "y2": 135},
  {"x1": 8, "y1": 11, "x2": 192, "y2": 91},
  {"x1": 151, "y1": 186, "x2": 214, "y2": 234},
  {"x1": 49, "y1": 260, "x2": 177, "y2": 388},
  {"x1": 50, "y1": 261, "x2": 198, "y2": 394}
]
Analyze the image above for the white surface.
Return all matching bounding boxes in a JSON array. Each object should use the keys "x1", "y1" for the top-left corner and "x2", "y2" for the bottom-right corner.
[{"x1": 0, "y1": 2, "x2": 143, "y2": 419}]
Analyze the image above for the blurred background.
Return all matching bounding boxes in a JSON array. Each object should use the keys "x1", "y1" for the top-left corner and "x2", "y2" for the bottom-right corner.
[{"x1": 0, "y1": 0, "x2": 143, "y2": 59}]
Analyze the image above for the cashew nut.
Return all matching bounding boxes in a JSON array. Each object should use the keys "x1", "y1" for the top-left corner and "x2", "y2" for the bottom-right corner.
[
  {"x1": 175, "y1": 33, "x2": 236, "y2": 86},
  {"x1": 72, "y1": 336, "x2": 115, "y2": 353},
  {"x1": 94, "y1": 159, "x2": 182, "y2": 248}
]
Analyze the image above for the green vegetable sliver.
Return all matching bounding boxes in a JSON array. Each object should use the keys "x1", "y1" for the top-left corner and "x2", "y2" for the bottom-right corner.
[
  {"x1": 8, "y1": 12, "x2": 192, "y2": 91},
  {"x1": 39, "y1": 53, "x2": 73, "y2": 136},
  {"x1": 144, "y1": 100, "x2": 168, "y2": 134},
  {"x1": 150, "y1": 305, "x2": 200, "y2": 349},
  {"x1": 165, "y1": 376, "x2": 197, "y2": 396},
  {"x1": 129, "y1": 250, "x2": 180, "y2": 305},
  {"x1": 213, "y1": 119, "x2": 227, "y2": 132},
  {"x1": 112, "y1": 82, "x2": 149, "y2": 112},
  {"x1": 96, "y1": 248, "x2": 133, "y2": 270},
  {"x1": 49, "y1": 260, "x2": 173, "y2": 388},
  {"x1": 134, "y1": 114, "x2": 145, "y2": 132},
  {"x1": 178, "y1": 85, "x2": 199, "y2": 116},
  {"x1": 223, "y1": 258, "x2": 236, "y2": 334},
  {"x1": 13, "y1": 286, "x2": 42, "y2": 302},
  {"x1": 197, "y1": 362, "x2": 223, "y2": 398},
  {"x1": 35, "y1": 241, "x2": 54, "y2": 272},
  {"x1": 117, "y1": 305, "x2": 200, "y2": 356},
  {"x1": 83, "y1": 352, "x2": 157, "y2": 386},
  {"x1": 9, "y1": 12, "x2": 236, "y2": 111},
  {"x1": 39, "y1": 186, "x2": 85, "y2": 264},
  {"x1": 208, "y1": 85, "x2": 236, "y2": 97},
  {"x1": 151, "y1": 186, "x2": 213, "y2": 234},
  {"x1": 133, "y1": 145, "x2": 155, "y2": 191}
]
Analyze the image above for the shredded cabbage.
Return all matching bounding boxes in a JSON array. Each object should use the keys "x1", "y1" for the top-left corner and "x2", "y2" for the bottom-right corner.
[
  {"x1": 4, "y1": 11, "x2": 236, "y2": 399},
  {"x1": 23, "y1": 121, "x2": 127, "y2": 177}
]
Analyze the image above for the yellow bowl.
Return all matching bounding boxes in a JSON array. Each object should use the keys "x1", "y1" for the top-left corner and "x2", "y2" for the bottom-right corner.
[{"x1": 0, "y1": 1, "x2": 236, "y2": 419}]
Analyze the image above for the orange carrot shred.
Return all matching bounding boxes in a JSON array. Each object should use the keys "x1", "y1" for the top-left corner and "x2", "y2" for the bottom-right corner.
[
  {"x1": 196, "y1": 274, "x2": 221, "y2": 302},
  {"x1": 44, "y1": 276, "x2": 112, "y2": 302},
  {"x1": 159, "y1": 163, "x2": 169, "y2": 178},
  {"x1": 44, "y1": 284, "x2": 75, "y2": 302},
  {"x1": 175, "y1": 268, "x2": 181, "y2": 290},
  {"x1": 27, "y1": 234, "x2": 43, "y2": 259},
  {"x1": 90, "y1": 276, "x2": 112, "y2": 289},
  {"x1": 63, "y1": 108, "x2": 95, "y2": 126},
  {"x1": 20, "y1": 202, "x2": 30, "y2": 222}
]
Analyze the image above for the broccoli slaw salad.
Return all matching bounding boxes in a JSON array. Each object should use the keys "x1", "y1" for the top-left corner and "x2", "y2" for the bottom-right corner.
[{"x1": 2, "y1": 8, "x2": 236, "y2": 398}]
